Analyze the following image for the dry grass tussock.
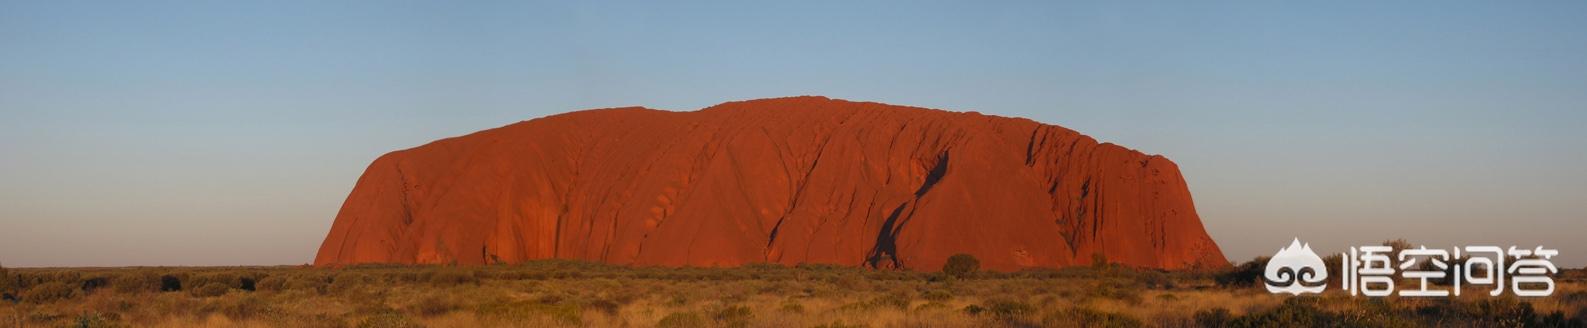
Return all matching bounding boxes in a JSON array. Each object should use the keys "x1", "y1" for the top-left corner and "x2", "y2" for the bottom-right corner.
[{"x1": 0, "y1": 260, "x2": 1583, "y2": 327}]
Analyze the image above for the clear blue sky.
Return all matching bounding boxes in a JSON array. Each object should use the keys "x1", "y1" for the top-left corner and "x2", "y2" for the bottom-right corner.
[{"x1": 2, "y1": 1, "x2": 1584, "y2": 268}]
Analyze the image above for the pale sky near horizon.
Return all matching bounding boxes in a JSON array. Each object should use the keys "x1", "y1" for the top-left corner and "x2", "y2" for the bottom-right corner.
[{"x1": 2, "y1": 1, "x2": 1584, "y2": 268}]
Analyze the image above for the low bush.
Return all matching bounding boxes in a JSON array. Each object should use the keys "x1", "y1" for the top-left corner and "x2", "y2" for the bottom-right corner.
[
  {"x1": 714, "y1": 305, "x2": 753, "y2": 327},
  {"x1": 0, "y1": 262, "x2": 1581, "y2": 327},
  {"x1": 356, "y1": 310, "x2": 421, "y2": 328},
  {"x1": 1215, "y1": 257, "x2": 1268, "y2": 287},
  {"x1": 411, "y1": 294, "x2": 458, "y2": 317},
  {"x1": 586, "y1": 299, "x2": 620, "y2": 316},
  {"x1": 657, "y1": 311, "x2": 706, "y2": 328},
  {"x1": 476, "y1": 300, "x2": 581, "y2": 326},
  {"x1": 191, "y1": 282, "x2": 230, "y2": 297},
  {"x1": 216, "y1": 295, "x2": 276, "y2": 321},
  {"x1": 426, "y1": 269, "x2": 477, "y2": 287},
  {"x1": 189, "y1": 272, "x2": 241, "y2": 289},
  {"x1": 80, "y1": 276, "x2": 110, "y2": 294},
  {"x1": 812, "y1": 321, "x2": 866, "y2": 328},
  {"x1": 943, "y1": 253, "x2": 980, "y2": 279},
  {"x1": 1565, "y1": 290, "x2": 1587, "y2": 304},
  {"x1": 963, "y1": 304, "x2": 986, "y2": 316},
  {"x1": 1085, "y1": 280, "x2": 1143, "y2": 304},
  {"x1": 255, "y1": 275, "x2": 288, "y2": 292},
  {"x1": 1044, "y1": 307, "x2": 1144, "y2": 328},
  {"x1": 914, "y1": 302, "x2": 949, "y2": 312},
  {"x1": 111, "y1": 271, "x2": 160, "y2": 293},
  {"x1": 779, "y1": 300, "x2": 805, "y2": 313},
  {"x1": 1193, "y1": 308, "x2": 1233, "y2": 327},
  {"x1": 985, "y1": 299, "x2": 1036, "y2": 318},
  {"x1": 285, "y1": 275, "x2": 330, "y2": 294},
  {"x1": 72, "y1": 312, "x2": 122, "y2": 328},
  {"x1": 240, "y1": 276, "x2": 257, "y2": 291},
  {"x1": 0, "y1": 262, "x2": 10, "y2": 293},
  {"x1": 278, "y1": 313, "x2": 349, "y2": 328},
  {"x1": 872, "y1": 290, "x2": 914, "y2": 310},
  {"x1": 329, "y1": 272, "x2": 373, "y2": 295},
  {"x1": 1227, "y1": 298, "x2": 1335, "y2": 327},
  {"x1": 159, "y1": 275, "x2": 182, "y2": 292},
  {"x1": 22, "y1": 281, "x2": 76, "y2": 303}
]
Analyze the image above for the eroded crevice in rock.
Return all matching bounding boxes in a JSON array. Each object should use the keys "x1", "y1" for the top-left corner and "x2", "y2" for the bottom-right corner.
[
  {"x1": 914, "y1": 151, "x2": 950, "y2": 198},
  {"x1": 865, "y1": 203, "x2": 909, "y2": 269}
]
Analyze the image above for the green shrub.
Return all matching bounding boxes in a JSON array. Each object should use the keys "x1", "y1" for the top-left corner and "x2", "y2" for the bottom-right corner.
[
  {"x1": 80, "y1": 276, "x2": 110, "y2": 294},
  {"x1": 22, "y1": 281, "x2": 76, "y2": 303},
  {"x1": 943, "y1": 254, "x2": 979, "y2": 278},
  {"x1": 657, "y1": 311, "x2": 706, "y2": 328},
  {"x1": 239, "y1": 274, "x2": 259, "y2": 291},
  {"x1": 160, "y1": 275, "x2": 183, "y2": 292}
]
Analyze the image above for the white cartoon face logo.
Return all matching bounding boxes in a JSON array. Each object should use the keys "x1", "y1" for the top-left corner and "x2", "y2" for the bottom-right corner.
[{"x1": 1265, "y1": 238, "x2": 1329, "y2": 295}]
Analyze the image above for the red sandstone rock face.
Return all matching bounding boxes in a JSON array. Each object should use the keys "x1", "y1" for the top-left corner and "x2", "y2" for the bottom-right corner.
[{"x1": 314, "y1": 96, "x2": 1227, "y2": 271}]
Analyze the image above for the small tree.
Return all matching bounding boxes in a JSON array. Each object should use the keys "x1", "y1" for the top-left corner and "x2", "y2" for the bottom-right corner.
[
  {"x1": 1091, "y1": 252, "x2": 1109, "y2": 269},
  {"x1": 943, "y1": 254, "x2": 980, "y2": 278},
  {"x1": 0, "y1": 261, "x2": 11, "y2": 293},
  {"x1": 1216, "y1": 256, "x2": 1269, "y2": 287},
  {"x1": 1381, "y1": 239, "x2": 1412, "y2": 254}
]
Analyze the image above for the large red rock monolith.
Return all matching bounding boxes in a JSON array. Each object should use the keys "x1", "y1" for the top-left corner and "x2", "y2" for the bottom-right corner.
[{"x1": 315, "y1": 96, "x2": 1227, "y2": 271}]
